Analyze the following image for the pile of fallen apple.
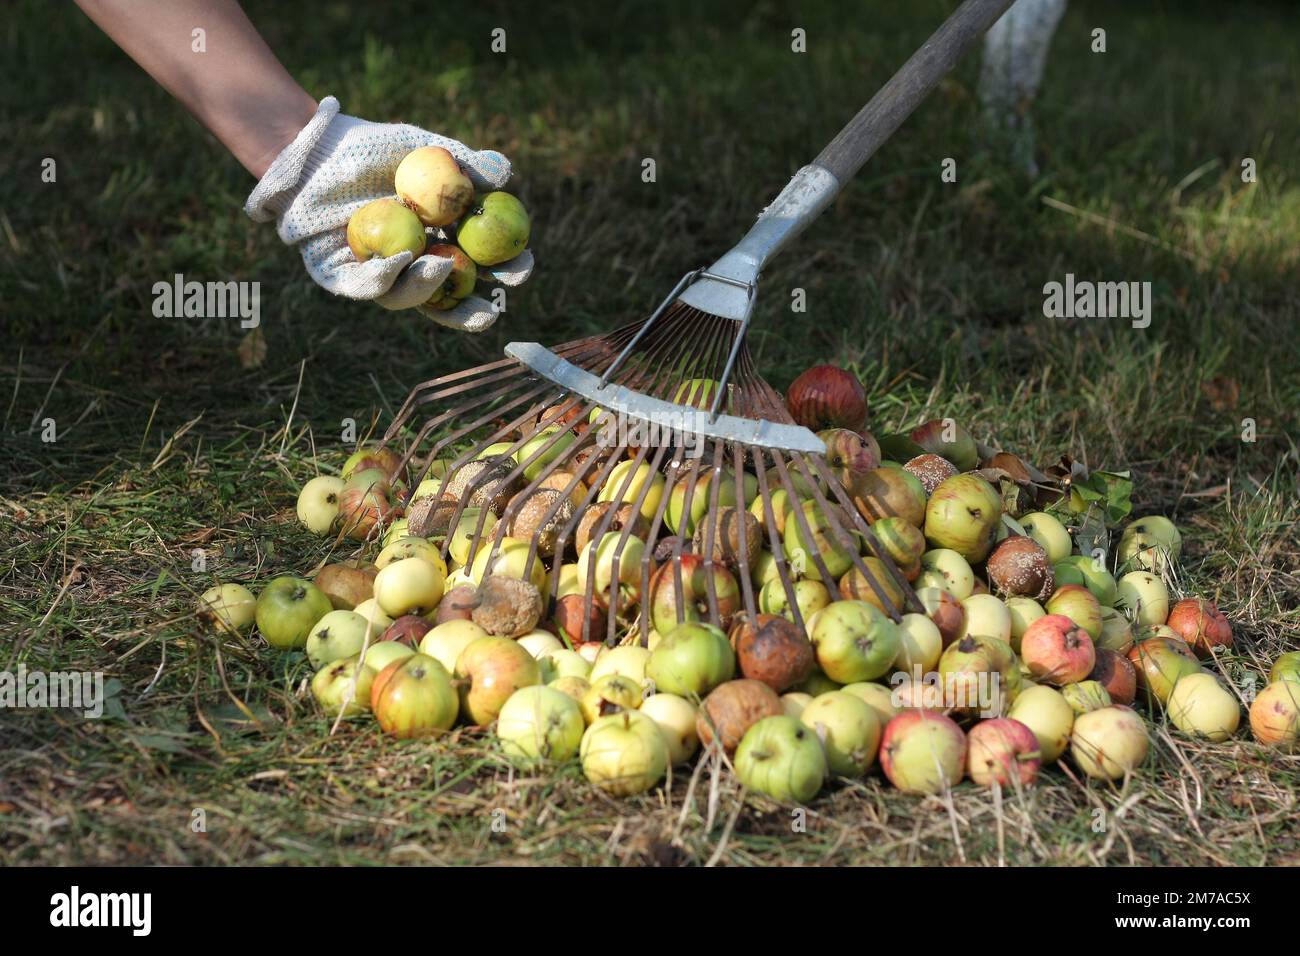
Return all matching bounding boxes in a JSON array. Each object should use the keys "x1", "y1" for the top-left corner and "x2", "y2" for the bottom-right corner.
[
  {"x1": 199, "y1": 364, "x2": 1300, "y2": 802},
  {"x1": 346, "y1": 145, "x2": 529, "y2": 311}
]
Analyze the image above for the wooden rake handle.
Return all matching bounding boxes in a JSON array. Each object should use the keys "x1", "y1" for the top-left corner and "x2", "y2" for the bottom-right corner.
[{"x1": 813, "y1": 0, "x2": 1014, "y2": 184}]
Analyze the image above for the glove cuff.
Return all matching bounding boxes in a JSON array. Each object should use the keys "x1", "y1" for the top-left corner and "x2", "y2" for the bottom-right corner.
[{"x1": 243, "y1": 95, "x2": 342, "y2": 222}]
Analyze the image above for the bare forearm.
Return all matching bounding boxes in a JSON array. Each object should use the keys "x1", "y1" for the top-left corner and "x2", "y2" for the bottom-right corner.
[{"x1": 74, "y1": 0, "x2": 317, "y2": 177}]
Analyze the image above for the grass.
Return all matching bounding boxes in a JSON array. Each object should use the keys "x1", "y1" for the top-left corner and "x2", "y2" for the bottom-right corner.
[{"x1": 2, "y1": 0, "x2": 1299, "y2": 865}]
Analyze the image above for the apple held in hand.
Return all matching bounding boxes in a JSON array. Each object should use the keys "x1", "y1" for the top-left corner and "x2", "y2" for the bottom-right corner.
[
  {"x1": 311, "y1": 655, "x2": 377, "y2": 717},
  {"x1": 734, "y1": 715, "x2": 828, "y2": 803},
  {"x1": 923, "y1": 474, "x2": 1002, "y2": 564},
  {"x1": 296, "y1": 476, "x2": 345, "y2": 534},
  {"x1": 580, "y1": 710, "x2": 668, "y2": 796},
  {"x1": 809, "y1": 600, "x2": 900, "y2": 684},
  {"x1": 879, "y1": 710, "x2": 967, "y2": 794},
  {"x1": 496, "y1": 685, "x2": 586, "y2": 763},
  {"x1": 1070, "y1": 706, "x2": 1149, "y2": 780},
  {"x1": 800, "y1": 690, "x2": 882, "y2": 776},
  {"x1": 1249, "y1": 680, "x2": 1300, "y2": 749},
  {"x1": 198, "y1": 583, "x2": 257, "y2": 634},
  {"x1": 645, "y1": 622, "x2": 735, "y2": 698},
  {"x1": 370, "y1": 653, "x2": 459, "y2": 738},
  {"x1": 1167, "y1": 672, "x2": 1240, "y2": 742},
  {"x1": 306, "y1": 609, "x2": 375, "y2": 669},
  {"x1": 457, "y1": 191, "x2": 530, "y2": 266},
  {"x1": 455, "y1": 635, "x2": 541, "y2": 725},
  {"x1": 786, "y1": 365, "x2": 868, "y2": 432},
  {"x1": 394, "y1": 145, "x2": 474, "y2": 227},
  {"x1": 256, "y1": 576, "x2": 333, "y2": 651},
  {"x1": 346, "y1": 198, "x2": 426, "y2": 261},
  {"x1": 966, "y1": 717, "x2": 1041, "y2": 787}
]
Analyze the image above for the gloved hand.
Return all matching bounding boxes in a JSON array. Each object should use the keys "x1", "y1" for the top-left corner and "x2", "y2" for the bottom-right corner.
[{"x1": 244, "y1": 96, "x2": 533, "y2": 332}]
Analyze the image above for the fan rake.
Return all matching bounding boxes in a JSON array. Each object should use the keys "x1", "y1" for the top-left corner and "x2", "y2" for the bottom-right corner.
[{"x1": 376, "y1": 0, "x2": 1013, "y2": 647}]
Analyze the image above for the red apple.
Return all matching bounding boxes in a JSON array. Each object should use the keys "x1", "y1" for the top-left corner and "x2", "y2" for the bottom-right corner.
[
  {"x1": 1165, "y1": 598, "x2": 1233, "y2": 658},
  {"x1": 1019, "y1": 614, "x2": 1096, "y2": 686},
  {"x1": 370, "y1": 653, "x2": 458, "y2": 738},
  {"x1": 553, "y1": 592, "x2": 609, "y2": 645},
  {"x1": 382, "y1": 615, "x2": 433, "y2": 648},
  {"x1": 910, "y1": 419, "x2": 978, "y2": 472},
  {"x1": 1089, "y1": 647, "x2": 1137, "y2": 706},
  {"x1": 966, "y1": 717, "x2": 1041, "y2": 787},
  {"x1": 1126, "y1": 637, "x2": 1201, "y2": 706},
  {"x1": 787, "y1": 365, "x2": 868, "y2": 432}
]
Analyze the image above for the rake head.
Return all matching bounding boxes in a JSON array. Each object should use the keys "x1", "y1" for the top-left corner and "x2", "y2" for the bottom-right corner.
[{"x1": 377, "y1": 267, "x2": 921, "y2": 649}]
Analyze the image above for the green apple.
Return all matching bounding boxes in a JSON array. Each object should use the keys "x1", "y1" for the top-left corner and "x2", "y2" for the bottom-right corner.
[
  {"x1": 672, "y1": 378, "x2": 723, "y2": 410},
  {"x1": 1019, "y1": 511, "x2": 1072, "y2": 564},
  {"x1": 1007, "y1": 684, "x2": 1074, "y2": 763},
  {"x1": 734, "y1": 715, "x2": 828, "y2": 802},
  {"x1": 580, "y1": 710, "x2": 668, "y2": 795},
  {"x1": 373, "y1": 556, "x2": 446, "y2": 619},
  {"x1": 1115, "y1": 570, "x2": 1170, "y2": 627},
  {"x1": 1004, "y1": 597, "x2": 1046, "y2": 651},
  {"x1": 518, "y1": 427, "x2": 575, "y2": 481},
  {"x1": 645, "y1": 622, "x2": 735, "y2": 698},
  {"x1": 808, "y1": 600, "x2": 900, "y2": 683},
  {"x1": 198, "y1": 583, "x2": 257, "y2": 634},
  {"x1": 1070, "y1": 706, "x2": 1149, "y2": 780},
  {"x1": 1167, "y1": 672, "x2": 1240, "y2": 742},
  {"x1": 360, "y1": 640, "x2": 415, "y2": 674},
  {"x1": 916, "y1": 548, "x2": 975, "y2": 600},
  {"x1": 799, "y1": 691, "x2": 881, "y2": 776},
  {"x1": 878, "y1": 709, "x2": 967, "y2": 794},
  {"x1": 782, "y1": 500, "x2": 858, "y2": 582},
  {"x1": 1053, "y1": 555, "x2": 1118, "y2": 607},
  {"x1": 496, "y1": 685, "x2": 585, "y2": 763},
  {"x1": 1115, "y1": 516, "x2": 1182, "y2": 572},
  {"x1": 546, "y1": 648, "x2": 593, "y2": 681},
  {"x1": 598, "y1": 460, "x2": 665, "y2": 521},
  {"x1": 296, "y1": 476, "x2": 345, "y2": 534},
  {"x1": 256, "y1": 576, "x2": 333, "y2": 651},
  {"x1": 923, "y1": 474, "x2": 1002, "y2": 564},
  {"x1": 639, "y1": 692, "x2": 700, "y2": 764},
  {"x1": 1271, "y1": 651, "x2": 1300, "y2": 684},
  {"x1": 456, "y1": 191, "x2": 530, "y2": 266},
  {"x1": 758, "y1": 578, "x2": 830, "y2": 623},
  {"x1": 306, "y1": 609, "x2": 373, "y2": 669},
  {"x1": 841, "y1": 681, "x2": 900, "y2": 727},
  {"x1": 346, "y1": 198, "x2": 426, "y2": 261},
  {"x1": 418, "y1": 619, "x2": 489, "y2": 674},
  {"x1": 589, "y1": 645, "x2": 651, "y2": 687},
  {"x1": 311, "y1": 655, "x2": 377, "y2": 717}
]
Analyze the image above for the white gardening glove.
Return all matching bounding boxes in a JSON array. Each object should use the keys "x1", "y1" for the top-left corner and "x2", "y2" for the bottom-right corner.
[{"x1": 244, "y1": 96, "x2": 534, "y2": 332}]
